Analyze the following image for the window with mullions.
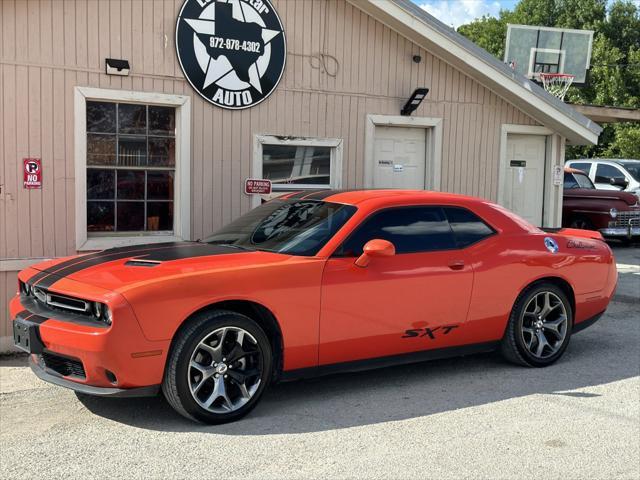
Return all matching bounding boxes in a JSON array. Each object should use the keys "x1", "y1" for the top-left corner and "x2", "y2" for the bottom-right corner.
[
  {"x1": 86, "y1": 101, "x2": 176, "y2": 233},
  {"x1": 262, "y1": 144, "x2": 332, "y2": 190}
]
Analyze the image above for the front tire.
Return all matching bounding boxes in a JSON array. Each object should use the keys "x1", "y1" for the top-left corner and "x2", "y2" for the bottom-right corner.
[
  {"x1": 501, "y1": 283, "x2": 573, "y2": 367},
  {"x1": 162, "y1": 310, "x2": 273, "y2": 424}
]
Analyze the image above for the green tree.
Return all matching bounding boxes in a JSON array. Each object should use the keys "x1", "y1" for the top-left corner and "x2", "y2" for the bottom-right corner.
[
  {"x1": 507, "y1": 0, "x2": 557, "y2": 25},
  {"x1": 605, "y1": 123, "x2": 640, "y2": 157},
  {"x1": 456, "y1": 0, "x2": 640, "y2": 160},
  {"x1": 457, "y1": 16, "x2": 506, "y2": 59},
  {"x1": 554, "y1": 0, "x2": 606, "y2": 30}
]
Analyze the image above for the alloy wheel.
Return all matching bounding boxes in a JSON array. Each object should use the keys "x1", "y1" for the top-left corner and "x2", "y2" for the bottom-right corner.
[
  {"x1": 188, "y1": 327, "x2": 263, "y2": 414},
  {"x1": 520, "y1": 291, "x2": 568, "y2": 359}
]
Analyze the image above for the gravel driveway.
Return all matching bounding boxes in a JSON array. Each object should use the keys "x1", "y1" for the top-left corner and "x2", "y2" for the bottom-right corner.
[{"x1": 1, "y1": 246, "x2": 638, "y2": 480}]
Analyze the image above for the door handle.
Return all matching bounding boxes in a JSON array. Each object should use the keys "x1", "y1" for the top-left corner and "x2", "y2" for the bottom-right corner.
[{"x1": 448, "y1": 260, "x2": 465, "y2": 271}]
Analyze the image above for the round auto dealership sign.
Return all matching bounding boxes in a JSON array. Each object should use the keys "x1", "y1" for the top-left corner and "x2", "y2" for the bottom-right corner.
[{"x1": 176, "y1": 0, "x2": 286, "y2": 110}]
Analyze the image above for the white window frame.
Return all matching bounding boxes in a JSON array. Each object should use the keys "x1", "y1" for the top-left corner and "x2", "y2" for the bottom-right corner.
[
  {"x1": 252, "y1": 135, "x2": 343, "y2": 208},
  {"x1": 74, "y1": 87, "x2": 191, "y2": 251}
]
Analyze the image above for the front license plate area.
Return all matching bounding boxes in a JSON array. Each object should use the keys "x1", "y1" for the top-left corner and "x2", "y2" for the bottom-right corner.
[{"x1": 13, "y1": 318, "x2": 43, "y2": 354}]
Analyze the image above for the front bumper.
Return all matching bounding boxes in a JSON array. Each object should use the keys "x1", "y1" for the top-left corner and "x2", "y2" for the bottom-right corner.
[
  {"x1": 10, "y1": 280, "x2": 169, "y2": 393},
  {"x1": 29, "y1": 355, "x2": 159, "y2": 397},
  {"x1": 601, "y1": 212, "x2": 640, "y2": 238},
  {"x1": 600, "y1": 226, "x2": 640, "y2": 238}
]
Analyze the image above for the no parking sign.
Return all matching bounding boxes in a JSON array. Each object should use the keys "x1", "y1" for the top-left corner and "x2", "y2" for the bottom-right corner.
[{"x1": 23, "y1": 158, "x2": 42, "y2": 189}]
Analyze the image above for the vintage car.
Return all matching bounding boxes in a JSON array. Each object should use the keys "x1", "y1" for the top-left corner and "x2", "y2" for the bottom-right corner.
[
  {"x1": 12, "y1": 190, "x2": 617, "y2": 424},
  {"x1": 563, "y1": 167, "x2": 640, "y2": 238}
]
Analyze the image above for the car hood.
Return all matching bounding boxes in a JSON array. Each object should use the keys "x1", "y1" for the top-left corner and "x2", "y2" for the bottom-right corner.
[
  {"x1": 27, "y1": 242, "x2": 295, "y2": 292},
  {"x1": 564, "y1": 188, "x2": 639, "y2": 206}
]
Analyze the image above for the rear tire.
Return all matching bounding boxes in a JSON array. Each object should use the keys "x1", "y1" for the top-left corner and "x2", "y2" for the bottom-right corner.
[
  {"x1": 162, "y1": 309, "x2": 273, "y2": 424},
  {"x1": 501, "y1": 283, "x2": 573, "y2": 367}
]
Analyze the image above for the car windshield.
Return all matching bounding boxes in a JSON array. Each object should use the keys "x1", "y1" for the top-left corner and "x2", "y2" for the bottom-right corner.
[
  {"x1": 619, "y1": 162, "x2": 640, "y2": 182},
  {"x1": 203, "y1": 199, "x2": 356, "y2": 256}
]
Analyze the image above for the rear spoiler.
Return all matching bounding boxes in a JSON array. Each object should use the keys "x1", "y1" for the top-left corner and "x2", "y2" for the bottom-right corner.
[{"x1": 541, "y1": 228, "x2": 604, "y2": 241}]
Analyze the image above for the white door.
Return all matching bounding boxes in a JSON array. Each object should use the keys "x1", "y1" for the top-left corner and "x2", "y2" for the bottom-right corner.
[
  {"x1": 373, "y1": 126, "x2": 427, "y2": 189},
  {"x1": 502, "y1": 134, "x2": 546, "y2": 226}
]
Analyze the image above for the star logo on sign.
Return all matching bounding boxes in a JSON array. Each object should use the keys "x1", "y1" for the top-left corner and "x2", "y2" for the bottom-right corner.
[{"x1": 182, "y1": 0, "x2": 282, "y2": 94}]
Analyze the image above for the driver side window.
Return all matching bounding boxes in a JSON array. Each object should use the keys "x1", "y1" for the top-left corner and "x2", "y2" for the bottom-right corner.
[
  {"x1": 596, "y1": 164, "x2": 625, "y2": 182},
  {"x1": 337, "y1": 206, "x2": 456, "y2": 257}
]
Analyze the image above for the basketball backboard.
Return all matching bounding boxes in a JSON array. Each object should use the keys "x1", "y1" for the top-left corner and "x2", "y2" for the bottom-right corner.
[{"x1": 504, "y1": 24, "x2": 594, "y2": 85}]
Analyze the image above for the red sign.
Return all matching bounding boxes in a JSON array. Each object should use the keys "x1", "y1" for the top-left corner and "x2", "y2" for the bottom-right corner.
[
  {"x1": 244, "y1": 178, "x2": 272, "y2": 195},
  {"x1": 23, "y1": 158, "x2": 42, "y2": 189}
]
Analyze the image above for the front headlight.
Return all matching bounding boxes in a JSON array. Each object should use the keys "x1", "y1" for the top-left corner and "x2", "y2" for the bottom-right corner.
[
  {"x1": 93, "y1": 302, "x2": 112, "y2": 325},
  {"x1": 18, "y1": 280, "x2": 30, "y2": 295},
  {"x1": 610, "y1": 208, "x2": 618, "y2": 218},
  {"x1": 103, "y1": 305, "x2": 113, "y2": 325}
]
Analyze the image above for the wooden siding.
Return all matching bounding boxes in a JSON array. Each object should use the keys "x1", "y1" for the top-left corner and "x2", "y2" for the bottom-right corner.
[{"x1": 0, "y1": 0, "x2": 538, "y2": 347}]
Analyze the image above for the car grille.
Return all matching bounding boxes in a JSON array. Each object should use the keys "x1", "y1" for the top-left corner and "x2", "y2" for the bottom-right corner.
[
  {"x1": 41, "y1": 352, "x2": 86, "y2": 378},
  {"x1": 609, "y1": 211, "x2": 640, "y2": 228},
  {"x1": 22, "y1": 283, "x2": 94, "y2": 317}
]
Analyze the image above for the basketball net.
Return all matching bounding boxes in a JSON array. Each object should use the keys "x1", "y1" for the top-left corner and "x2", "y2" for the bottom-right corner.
[{"x1": 539, "y1": 73, "x2": 574, "y2": 101}]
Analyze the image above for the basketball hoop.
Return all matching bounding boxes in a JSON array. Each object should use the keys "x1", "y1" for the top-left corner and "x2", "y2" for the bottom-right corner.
[{"x1": 539, "y1": 73, "x2": 574, "y2": 101}]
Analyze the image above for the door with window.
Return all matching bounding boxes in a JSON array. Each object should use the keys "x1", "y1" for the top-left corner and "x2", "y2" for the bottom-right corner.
[{"x1": 318, "y1": 206, "x2": 494, "y2": 366}]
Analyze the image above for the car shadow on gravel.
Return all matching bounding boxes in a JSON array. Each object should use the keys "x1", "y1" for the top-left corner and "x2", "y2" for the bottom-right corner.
[{"x1": 78, "y1": 300, "x2": 639, "y2": 435}]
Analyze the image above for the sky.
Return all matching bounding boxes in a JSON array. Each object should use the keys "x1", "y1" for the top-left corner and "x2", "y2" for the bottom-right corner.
[
  {"x1": 416, "y1": 0, "x2": 640, "y2": 29},
  {"x1": 415, "y1": 0, "x2": 518, "y2": 29}
]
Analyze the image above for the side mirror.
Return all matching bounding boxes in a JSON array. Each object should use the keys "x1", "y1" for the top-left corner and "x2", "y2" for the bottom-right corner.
[
  {"x1": 610, "y1": 177, "x2": 629, "y2": 188},
  {"x1": 594, "y1": 175, "x2": 609, "y2": 184},
  {"x1": 355, "y1": 239, "x2": 396, "y2": 268}
]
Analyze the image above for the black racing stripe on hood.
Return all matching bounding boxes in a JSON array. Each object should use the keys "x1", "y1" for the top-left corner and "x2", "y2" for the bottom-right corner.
[
  {"x1": 29, "y1": 242, "x2": 186, "y2": 286},
  {"x1": 132, "y1": 244, "x2": 246, "y2": 261},
  {"x1": 34, "y1": 242, "x2": 197, "y2": 289}
]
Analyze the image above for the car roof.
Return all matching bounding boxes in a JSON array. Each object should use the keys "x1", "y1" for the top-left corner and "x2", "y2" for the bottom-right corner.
[
  {"x1": 571, "y1": 158, "x2": 640, "y2": 165},
  {"x1": 281, "y1": 189, "x2": 481, "y2": 206}
]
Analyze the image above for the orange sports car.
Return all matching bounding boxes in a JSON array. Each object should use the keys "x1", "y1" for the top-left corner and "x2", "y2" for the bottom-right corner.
[{"x1": 11, "y1": 190, "x2": 617, "y2": 424}]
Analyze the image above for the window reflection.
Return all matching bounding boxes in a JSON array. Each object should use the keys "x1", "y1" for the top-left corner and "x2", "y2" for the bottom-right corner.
[{"x1": 262, "y1": 145, "x2": 331, "y2": 188}]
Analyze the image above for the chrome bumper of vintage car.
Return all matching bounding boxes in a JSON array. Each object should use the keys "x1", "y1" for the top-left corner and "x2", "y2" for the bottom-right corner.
[
  {"x1": 601, "y1": 211, "x2": 640, "y2": 238},
  {"x1": 600, "y1": 227, "x2": 640, "y2": 237}
]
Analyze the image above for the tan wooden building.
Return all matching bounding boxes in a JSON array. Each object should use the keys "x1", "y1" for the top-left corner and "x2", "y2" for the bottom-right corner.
[{"x1": 0, "y1": 0, "x2": 601, "y2": 351}]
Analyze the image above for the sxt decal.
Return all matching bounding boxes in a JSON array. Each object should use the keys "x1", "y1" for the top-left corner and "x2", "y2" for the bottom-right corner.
[{"x1": 402, "y1": 325, "x2": 459, "y2": 340}]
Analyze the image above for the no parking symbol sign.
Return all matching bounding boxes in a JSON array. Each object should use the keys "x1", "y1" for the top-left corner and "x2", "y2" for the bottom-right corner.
[{"x1": 23, "y1": 158, "x2": 42, "y2": 189}]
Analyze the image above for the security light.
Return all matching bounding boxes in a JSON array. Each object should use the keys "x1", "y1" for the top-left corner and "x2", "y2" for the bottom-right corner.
[
  {"x1": 105, "y1": 58, "x2": 130, "y2": 76},
  {"x1": 401, "y1": 88, "x2": 429, "y2": 116}
]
